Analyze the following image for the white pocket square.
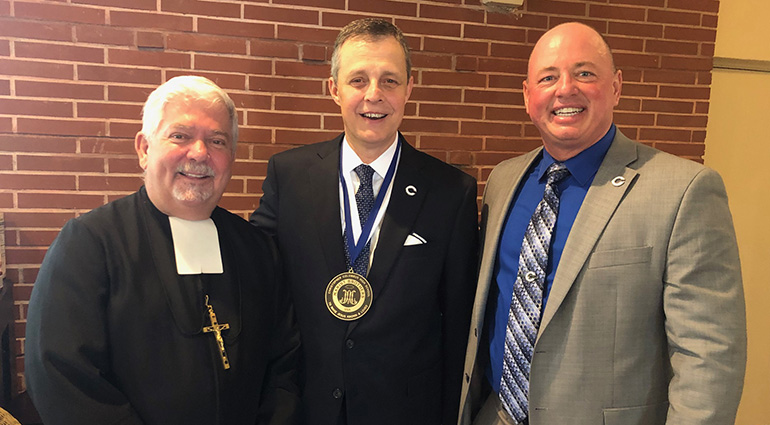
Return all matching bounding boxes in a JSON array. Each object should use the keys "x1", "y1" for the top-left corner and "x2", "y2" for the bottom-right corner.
[{"x1": 404, "y1": 233, "x2": 427, "y2": 246}]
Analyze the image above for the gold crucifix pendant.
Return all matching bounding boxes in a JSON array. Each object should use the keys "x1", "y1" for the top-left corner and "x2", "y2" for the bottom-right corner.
[{"x1": 202, "y1": 295, "x2": 231, "y2": 370}]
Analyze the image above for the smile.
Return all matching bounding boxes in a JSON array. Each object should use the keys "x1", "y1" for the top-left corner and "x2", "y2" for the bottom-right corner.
[
  {"x1": 553, "y1": 107, "x2": 584, "y2": 116},
  {"x1": 361, "y1": 112, "x2": 387, "y2": 120},
  {"x1": 178, "y1": 171, "x2": 212, "y2": 179}
]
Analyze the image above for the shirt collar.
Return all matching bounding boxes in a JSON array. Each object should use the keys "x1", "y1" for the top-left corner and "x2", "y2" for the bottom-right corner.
[
  {"x1": 538, "y1": 124, "x2": 616, "y2": 185},
  {"x1": 341, "y1": 133, "x2": 400, "y2": 178}
]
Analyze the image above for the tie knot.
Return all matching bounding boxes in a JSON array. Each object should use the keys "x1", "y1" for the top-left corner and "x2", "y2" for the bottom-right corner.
[
  {"x1": 354, "y1": 164, "x2": 375, "y2": 187},
  {"x1": 545, "y1": 162, "x2": 569, "y2": 185}
]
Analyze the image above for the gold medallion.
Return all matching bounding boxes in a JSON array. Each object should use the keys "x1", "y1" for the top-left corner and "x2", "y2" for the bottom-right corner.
[{"x1": 325, "y1": 271, "x2": 373, "y2": 321}]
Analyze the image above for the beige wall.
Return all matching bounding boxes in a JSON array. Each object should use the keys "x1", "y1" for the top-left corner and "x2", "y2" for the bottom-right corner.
[{"x1": 705, "y1": 1, "x2": 770, "y2": 423}]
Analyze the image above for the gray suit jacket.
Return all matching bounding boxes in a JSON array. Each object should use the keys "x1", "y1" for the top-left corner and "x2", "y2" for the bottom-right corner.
[{"x1": 458, "y1": 131, "x2": 746, "y2": 425}]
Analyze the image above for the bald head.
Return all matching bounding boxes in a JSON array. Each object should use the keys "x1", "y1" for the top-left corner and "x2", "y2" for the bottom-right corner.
[{"x1": 522, "y1": 22, "x2": 622, "y2": 160}]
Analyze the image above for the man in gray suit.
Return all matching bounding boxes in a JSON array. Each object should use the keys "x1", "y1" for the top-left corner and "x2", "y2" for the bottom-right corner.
[{"x1": 458, "y1": 22, "x2": 746, "y2": 425}]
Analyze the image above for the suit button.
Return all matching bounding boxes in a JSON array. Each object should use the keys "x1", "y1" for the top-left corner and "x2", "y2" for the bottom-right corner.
[
  {"x1": 333, "y1": 388, "x2": 343, "y2": 399},
  {"x1": 346, "y1": 339, "x2": 354, "y2": 349}
]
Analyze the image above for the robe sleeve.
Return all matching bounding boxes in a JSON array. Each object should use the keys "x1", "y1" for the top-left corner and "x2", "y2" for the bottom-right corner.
[{"x1": 25, "y1": 218, "x2": 145, "y2": 425}]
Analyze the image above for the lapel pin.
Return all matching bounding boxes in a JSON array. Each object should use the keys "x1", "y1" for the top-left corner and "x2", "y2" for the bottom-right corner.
[
  {"x1": 611, "y1": 176, "x2": 626, "y2": 187},
  {"x1": 405, "y1": 185, "x2": 417, "y2": 196}
]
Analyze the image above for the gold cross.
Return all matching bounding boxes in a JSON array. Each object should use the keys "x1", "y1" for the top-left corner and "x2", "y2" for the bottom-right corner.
[{"x1": 202, "y1": 295, "x2": 230, "y2": 370}]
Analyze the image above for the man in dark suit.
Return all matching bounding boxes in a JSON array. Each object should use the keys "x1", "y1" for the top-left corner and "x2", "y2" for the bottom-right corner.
[
  {"x1": 25, "y1": 76, "x2": 300, "y2": 425},
  {"x1": 251, "y1": 18, "x2": 478, "y2": 425},
  {"x1": 458, "y1": 22, "x2": 745, "y2": 425}
]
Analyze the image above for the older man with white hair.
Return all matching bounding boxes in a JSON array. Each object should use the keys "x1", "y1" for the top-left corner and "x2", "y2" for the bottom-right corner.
[{"x1": 25, "y1": 76, "x2": 300, "y2": 425}]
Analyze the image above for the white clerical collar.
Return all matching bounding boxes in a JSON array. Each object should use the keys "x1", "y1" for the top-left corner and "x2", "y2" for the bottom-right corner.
[
  {"x1": 168, "y1": 216, "x2": 224, "y2": 275},
  {"x1": 341, "y1": 134, "x2": 399, "y2": 178}
]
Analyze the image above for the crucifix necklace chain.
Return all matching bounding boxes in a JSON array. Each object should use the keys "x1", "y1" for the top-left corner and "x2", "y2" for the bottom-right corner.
[{"x1": 202, "y1": 295, "x2": 231, "y2": 370}]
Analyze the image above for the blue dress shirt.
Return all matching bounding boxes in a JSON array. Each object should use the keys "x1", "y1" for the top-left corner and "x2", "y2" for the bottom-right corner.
[{"x1": 485, "y1": 125, "x2": 616, "y2": 392}]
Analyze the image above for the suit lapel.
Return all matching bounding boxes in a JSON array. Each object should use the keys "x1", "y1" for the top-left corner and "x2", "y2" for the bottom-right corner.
[
  {"x1": 538, "y1": 133, "x2": 640, "y2": 336},
  {"x1": 310, "y1": 136, "x2": 348, "y2": 277}
]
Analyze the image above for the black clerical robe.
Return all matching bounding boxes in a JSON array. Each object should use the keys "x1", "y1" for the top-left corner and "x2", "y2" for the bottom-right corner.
[{"x1": 25, "y1": 187, "x2": 300, "y2": 425}]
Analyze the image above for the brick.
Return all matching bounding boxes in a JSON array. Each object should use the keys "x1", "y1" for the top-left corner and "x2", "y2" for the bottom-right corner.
[
  {"x1": 0, "y1": 135, "x2": 77, "y2": 154},
  {"x1": 274, "y1": 129, "x2": 341, "y2": 144},
  {"x1": 645, "y1": 40, "x2": 698, "y2": 56},
  {"x1": 643, "y1": 70, "x2": 696, "y2": 84},
  {"x1": 321, "y1": 12, "x2": 371, "y2": 29},
  {"x1": 605, "y1": 35, "x2": 644, "y2": 53},
  {"x1": 664, "y1": 26, "x2": 716, "y2": 43},
  {"x1": 0, "y1": 79, "x2": 8, "y2": 96},
  {"x1": 617, "y1": 98, "x2": 641, "y2": 111},
  {"x1": 395, "y1": 18, "x2": 461, "y2": 38},
  {"x1": 490, "y1": 75, "x2": 522, "y2": 90},
  {"x1": 454, "y1": 56, "x2": 477, "y2": 72},
  {"x1": 478, "y1": 58, "x2": 527, "y2": 74},
  {"x1": 17, "y1": 155, "x2": 104, "y2": 172},
  {"x1": 322, "y1": 115, "x2": 343, "y2": 130},
  {"x1": 136, "y1": 32, "x2": 164, "y2": 49},
  {"x1": 462, "y1": 121, "x2": 520, "y2": 137},
  {"x1": 18, "y1": 230, "x2": 60, "y2": 247},
  {"x1": 75, "y1": 25, "x2": 134, "y2": 46},
  {"x1": 0, "y1": 40, "x2": 7, "y2": 56},
  {"x1": 238, "y1": 127, "x2": 273, "y2": 143},
  {"x1": 465, "y1": 89, "x2": 521, "y2": 106},
  {"x1": 107, "y1": 158, "x2": 142, "y2": 174},
  {"x1": 244, "y1": 4, "x2": 318, "y2": 25},
  {"x1": 0, "y1": 154, "x2": 10, "y2": 170},
  {"x1": 464, "y1": 24, "x2": 526, "y2": 44},
  {"x1": 486, "y1": 138, "x2": 542, "y2": 152},
  {"x1": 15, "y1": 1, "x2": 105, "y2": 25},
  {"x1": 108, "y1": 122, "x2": 142, "y2": 138},
  {"x1": 249, "y1": 76, "x2": 324, "y2": 95},
  {"x1": 621, "y1": 82, "x2": 657, "y2": 97},
  {"x1": 198, "y1": 18, "x2": 273, "y2": 39},
  {"x1": 275, "y1": 96, "x2": 338, "y2": 114},
  {"x1": 0, "y1": 99, "x2": 73, "y2": 118},
  {"x1": 639, "y1": 128, "x2": 691, "y2": 142},
  {"x1": 301, "y1": 44, "x2": 327, "y2": 62},
  {"x1": 475, "y1": 151, "x2": 519, "y2": 166},
  {"x1": 655, "y1": 141, "x2": 704, "y2": 157},
  {"x1": 400, "y1": 118, "x2": 458, "y2": 134},
  {"x1": 528, "y1": 0, "x2": 587, "y2": 16},
  {"x1": 17, "y1": 118, "x2": 106, "y2": 137},
  {"x1": 161, "y1": 0, "x2": 240, "y2": 18},
  {"x1": 0, "y1": 192, "x2": 12, "y2": 208},
  {"x1": 3, "y1": 212, "x2": 76, "y2": 228},
  {"x1": 80, "y1": 138, "x2": 136, "y2": 155},
  {"x1": 656, "y1": 114, "x2": 708, "y2": 128},
  {"x1": 660, "y1": 56, "x2": 712, "y2": 72},
  {"x1": 111, "y1": 11, "x2": 193, "y2": 32},
  {"x1": 419, "y1": 103, "x2": 482, "y2": 120},
  {"x1": 0, "y1": 0, "x2": 8, "y2": 15},
  {"x1": 108, "y1": 85, "x2": 153, "y2": 103},
  {"x1": 79, "y1": 65, "x2": 161, "y2": 85},
  {"x1": 15, "y1": 41, "x2": 104, "y2": 63},
  {"x1": 17, "y1": 193, "x2": 105, "y2": 210},
  {"x1": 0, "y1": 58, "x2": 74, "y2": 80},
  {"x1": 694, "y1": 101, "x2": 709, "y2": 114},
  {"x1": 700, "y1": 43, "x2": 715, "y2": 58},
  {"x1": 702, "y1": 14, "x2": 718, "y2": 29},
  {"x1": 488, "y1": 12, "x2": 547, "y2": 29},
  {"x1": 231, "y1": 161, "x2": 268, "y2": 176},
  {"x1": 251, "y1": 40, "x2": 299, "y2": 60},
  {"x1": 6, "y1": 247, "x2": 47, "y2": 265},
  {"x1": 275, "y1": 61, "x2": 329, "y2": 79},
  {"x1": 408, "y1": 87, "x2": 461, "y2": 103},
  {"x1": 621, "y1": 69, "x2": 643, "y2": 83},
  {"x1": 78, "y1": 102, "x2": 142, "y2": 120},
  {"x1": 109, "y1": 49, "x2": 191, "y2": 69},
  {"x1": 490, "y1": 43, "x2": 532, "y2": 61},
  {"x1": 229, "y1": 93, "x2": 272, "y2": 110},
  {"x1": 608, "y1": 21, "x2": 663, "y2": 39},
  {"x1": 272, "y1": 0, "x2": 344, "y2": 9},
  {"x1": 659, "y1": 85, "x2": 710, "y2": 100},
  {"x1": 485, "y1": 106, "x2": 529, "y2": 122},
  {"x1": 613, "y1": 52, "x2": 660, "y2": 69},
  {"x1": 247, "y1": 111, "x2": 320, "y2": 129},
  {"x1": 276, "y1": 25, "x2": 338, "y2": 44},
  {"x1": 79, "y1": 175, "x2": 143, "y2": 191},
  {"x1": 0, "y1": 18, "x2": 72, "y2": 42},
  {"x1": 667, "y1": 0, "x2": 719, "y2": 13},
  {"x1": 421, "y1": 70, "x2": 486, "y2": 88},
  {"x1": 447, "y1": 151, "x2": 471, "y2": 166},
  {"x1": 613, "y1": 111, "x2": 655, "y2": 126},
  {"x1": 588, "y1": 4, "x2": 645, "y2": 21},
  {"x1": 73, "y1": 0, "x2": 155, "y2": 10},
  {"x1": 419, "y1": 4, "x2": 485, "y2": 23},
  {"x1": 0, "y1": 117, "x2": 10, "y2": 132},
  {"x1": 167, "y1": 33, "x2": 247, "y2": 55},
  {"x1": 218, "y1": 195, "x2": 258, "y2": 213},
  {"x1": 348, "y1": 0, "x2": 416, "y2": 17},
  {"x1": 420, "y1": 135, "x2": 482, "y2": 151},
  {"x1": 641, "y1": 99, "x2": 693, "y2": 114},
  {"x1": 646, "y1": 9, "x2": 700, "y2": 26},
  {"x1": 423, "y1": 37, "x2": 487, "y2": 56},
  {"x1": 608, "y1": 0, "x2": 664, "y2": 6},
  {"x1": 163, "y1": 70, "x2": 246, "y2": 91},
  {"x1": 696, "y1": 72, "x2": 712, "y2": 86},
  {"x1": 411, "y1": 53, "x2": 453, "y2": 71}
]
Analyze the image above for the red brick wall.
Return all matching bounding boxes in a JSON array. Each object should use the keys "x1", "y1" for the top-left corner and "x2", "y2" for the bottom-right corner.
[{"x1": 0, "y1": 0, "x2": 719, "y2": 393}]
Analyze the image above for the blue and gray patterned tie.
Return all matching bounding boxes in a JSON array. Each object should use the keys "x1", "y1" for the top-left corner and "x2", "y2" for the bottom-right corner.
[
  {"x1": 344, "y1": 164, "x2": 375, "y2": 277},
  {"x1": 500, "y1": 162, "x2": 570, "y2": 423}
]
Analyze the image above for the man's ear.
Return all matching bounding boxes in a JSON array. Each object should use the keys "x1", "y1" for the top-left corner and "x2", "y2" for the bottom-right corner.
[
  {"x1": 135, "y1": 132, "x2": 150, "y2": 171},
  {"x1": 522, "y1": 79, "x2": 530, "y2": 114},
  {"x1": 329, "y1": 77, "x2": 341, "y2": 106}
]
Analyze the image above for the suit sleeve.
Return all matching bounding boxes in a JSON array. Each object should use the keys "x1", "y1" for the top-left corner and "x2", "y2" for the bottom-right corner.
[
  {"x1": 440, "y1": 176, "x2": 480, "y2": 425},
  {"x1": 25, "y1": 219, "x2": 145, "y2": 425},
  {"x1": 663, "y1": 168, "x2": 746, "y2": 424},
  {"x1": 250, "y1": 155, "x2": 279, "y2": 235}
]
